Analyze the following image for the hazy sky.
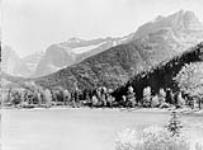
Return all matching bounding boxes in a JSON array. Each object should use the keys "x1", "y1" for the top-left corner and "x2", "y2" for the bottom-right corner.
[{"x1": 2, "y1": 0, "x2": 203, "y2": 57}]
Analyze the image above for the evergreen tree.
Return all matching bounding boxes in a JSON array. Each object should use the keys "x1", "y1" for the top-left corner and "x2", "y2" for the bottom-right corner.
[
  {"x1": 43, "y1": 89, "x2": 52, "y2": 107},
  {"x1": 7, "y1": 88, "x2": 12, "y2": 103},
  {"x1": 151, "y1": 95, "x2": 160, "y2": 107},
  {"x1": 92, "y1": 95, "x2": 99, "y2": 107},
  {"x1": 63, "y1": 89, "x2": 71, "y2": 105},
  {"x1": 11, "y1": 90, "x2": 22, "y2": 106},
  {"x1": 159, "y1": 88, "x2": 166, "y2": 104},
  {"x1": 126, "y1": 86, "x2": 136, "y2": 107},
  {"x1": 106, "y1": 89, "x2": 116, "y2": 107},
  {"x1": 166, "y1": 88, "x2": 174, "y2": 104},
  {"x1": 143, "y1": 86, "x2": 152, "y2": 107},
  {"x1": 167, "y1": 111, "x2": 183, "y2": 136}
]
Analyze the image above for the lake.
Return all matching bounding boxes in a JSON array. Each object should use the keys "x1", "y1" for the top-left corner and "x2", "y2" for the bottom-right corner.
[{"x1": 2, "y1": 108, "x2": 203, "y2": 150}]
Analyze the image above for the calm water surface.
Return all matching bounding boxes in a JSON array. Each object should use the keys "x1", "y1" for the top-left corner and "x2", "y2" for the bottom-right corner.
[{"x1": 2, "y1": 108, "x2": 203, "y2": 150}]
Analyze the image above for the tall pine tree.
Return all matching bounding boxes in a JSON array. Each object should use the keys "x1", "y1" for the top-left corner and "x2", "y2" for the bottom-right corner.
[{"x1": 167, "y1": 111, "x2": 183, "y2": 136}]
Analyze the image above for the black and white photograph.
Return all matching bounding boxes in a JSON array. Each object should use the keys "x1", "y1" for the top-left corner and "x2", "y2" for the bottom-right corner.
[{"x1": 1, "y1": 0, "x2": 203, "y2": 150}]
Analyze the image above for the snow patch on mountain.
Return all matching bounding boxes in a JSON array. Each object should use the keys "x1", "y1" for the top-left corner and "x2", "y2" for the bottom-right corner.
[{"x1": 71, "y1": 42, "x2": 106, "y2": 54}]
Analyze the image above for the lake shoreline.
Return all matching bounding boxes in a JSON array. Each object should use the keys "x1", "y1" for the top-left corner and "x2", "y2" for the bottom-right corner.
[{"x1": 2, "y1": 106, "x2": 203, "y2": 116}]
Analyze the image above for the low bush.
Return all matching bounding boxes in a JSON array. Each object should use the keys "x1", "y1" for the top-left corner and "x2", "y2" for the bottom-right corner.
[{"x1": 115, "y1": 126, "x2": 202, "y2": 150}]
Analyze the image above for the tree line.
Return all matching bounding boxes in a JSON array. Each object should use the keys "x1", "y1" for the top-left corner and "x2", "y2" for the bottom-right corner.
[{"x1": 2, "y1": 81, "x2": 202, "y2": 109}]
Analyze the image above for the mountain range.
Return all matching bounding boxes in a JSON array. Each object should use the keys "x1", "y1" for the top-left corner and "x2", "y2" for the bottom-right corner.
[
  {"x1": 34, "y1": 10, "x2": 203, "y2": 91},
  {"x1": 2, "y1": 35, "x2": 133, "y2": 78},
  {"x1": 2, "y1": 10, "x2": 203, "y2": 94}
]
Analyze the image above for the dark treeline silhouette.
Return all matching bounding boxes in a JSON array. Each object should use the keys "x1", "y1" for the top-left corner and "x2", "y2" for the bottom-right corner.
[{"x1": 113, "y1": 42, "x2": 203, "y2": 102}]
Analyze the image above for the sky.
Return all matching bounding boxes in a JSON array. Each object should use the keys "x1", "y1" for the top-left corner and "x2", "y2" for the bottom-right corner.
[{"x1": 2, "y1": 0, "x2": 203, "y2": 57}]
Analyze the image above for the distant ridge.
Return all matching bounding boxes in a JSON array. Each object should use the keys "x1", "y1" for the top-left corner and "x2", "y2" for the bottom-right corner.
[{"x1": 34, "y1": 36, "x2": 133, "y2": 77}]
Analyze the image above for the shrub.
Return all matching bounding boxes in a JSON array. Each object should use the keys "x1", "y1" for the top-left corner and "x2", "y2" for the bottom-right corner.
[
  {"x1": 142, "y1": 126, "x2": 189, "y2": 150},
  {"x1": 115, "y1": 126, "x2": 202, "y2": 150},
  {"x1": 115, "y1": 128, "x2": 140, "y2": 150}
]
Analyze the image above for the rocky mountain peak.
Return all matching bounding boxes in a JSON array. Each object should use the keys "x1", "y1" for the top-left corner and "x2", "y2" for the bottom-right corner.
[
  {"x1": 134, "y1": 10, "x2": 203, "y2": 41},
  {"x1": 168, "y1": 10, "x2": 202, "y2": 30}
]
